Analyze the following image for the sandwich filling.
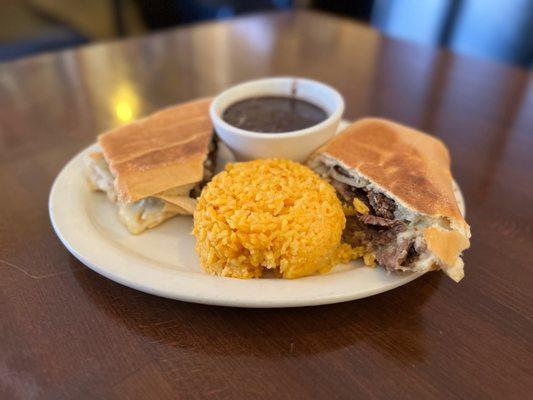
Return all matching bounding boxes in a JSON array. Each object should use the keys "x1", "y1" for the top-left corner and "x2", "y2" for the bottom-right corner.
[
  {"x1": 86, "y1": 137, "x2": 217, "y2": 233},
  {"x1": 313, "y1": 160, "x2": 437, "y2": 273}
]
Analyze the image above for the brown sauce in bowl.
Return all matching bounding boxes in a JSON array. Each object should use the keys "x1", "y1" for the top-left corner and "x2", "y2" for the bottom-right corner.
[{"x1": 222, "y1": 96, "x2": 328, "y2": 133}]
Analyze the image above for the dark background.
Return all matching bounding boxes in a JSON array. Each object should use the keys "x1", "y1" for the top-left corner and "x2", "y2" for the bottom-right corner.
[{"x1": 1, "y1": 0, "x2": 532, "y2": 67}]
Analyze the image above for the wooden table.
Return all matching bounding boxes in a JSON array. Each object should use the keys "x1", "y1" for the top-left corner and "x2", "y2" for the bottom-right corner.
[{"x1": 1, "y1": 10, "x2": 531, "y2": 399}]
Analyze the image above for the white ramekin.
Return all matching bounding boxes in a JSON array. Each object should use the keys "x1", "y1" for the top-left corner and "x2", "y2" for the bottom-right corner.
[{"x1": 210, "y1": 77, "x2": 345, "y2": 162}]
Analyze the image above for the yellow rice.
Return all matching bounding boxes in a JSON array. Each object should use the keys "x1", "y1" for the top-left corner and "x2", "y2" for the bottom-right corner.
[{"x1": 193, "y1": 159, "x2": 348, "y2": 278}]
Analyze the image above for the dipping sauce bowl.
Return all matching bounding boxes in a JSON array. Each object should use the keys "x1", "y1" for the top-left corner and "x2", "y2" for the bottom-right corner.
[{"x1": 210, "y1": 77, "x2": 345, "y2": 162}]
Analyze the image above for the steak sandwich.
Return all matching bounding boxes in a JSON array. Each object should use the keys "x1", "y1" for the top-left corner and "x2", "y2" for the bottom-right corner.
[
  {"x1": 307, "y1": 118, "x2": 470, "y2": 281},
  {"x1": 85, "y1": 98, "x2": 217, "y2": 234}
]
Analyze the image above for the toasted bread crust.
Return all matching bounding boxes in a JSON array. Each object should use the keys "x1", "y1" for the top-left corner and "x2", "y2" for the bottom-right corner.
[
  {"x1": 423, "y1": 226, "x2": 470, "y2": 281},
  {"x1": 98, "y1": 97, "x2": 213, "y2": 202},
  {"x1": 313, "y1": 118, "x2": 467, "y2": 231},
  {"x1": 423, "y1": 226, "x2": 470, "y2": 266}
]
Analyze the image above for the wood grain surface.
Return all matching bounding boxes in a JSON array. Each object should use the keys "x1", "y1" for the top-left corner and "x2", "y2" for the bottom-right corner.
[{"x1": 1, "y1": 10, "x2": 532, "y2": 400}]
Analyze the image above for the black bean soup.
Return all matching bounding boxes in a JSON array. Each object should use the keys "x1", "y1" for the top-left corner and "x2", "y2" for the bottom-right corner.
[{"x1": 222, "y1": 96, "x2": 328, "y2": 133}]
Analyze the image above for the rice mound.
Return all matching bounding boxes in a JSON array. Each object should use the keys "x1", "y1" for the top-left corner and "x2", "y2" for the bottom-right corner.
[{"x1": 193, "y1": 159, "x2": 347, "y2": 278}]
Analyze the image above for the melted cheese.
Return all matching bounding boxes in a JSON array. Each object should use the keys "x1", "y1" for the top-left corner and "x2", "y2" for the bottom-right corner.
[
  {"x1": 118, "y1": 197, "x2": 167, "y2": 234},
  {"x1": 85, "y1": 152, "x2": 195, "y2": 234},
  {"x1": 86, "y1": 153, "x2": 117, "y2": 202}
]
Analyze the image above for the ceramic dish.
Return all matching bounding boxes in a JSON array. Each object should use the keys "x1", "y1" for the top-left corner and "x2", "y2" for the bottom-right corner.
[
  {"x1": 210, "y1": 77, "x2": 344, "y2": 161},
  {"x1": 49, "y1": 121, "x2": 465, "y2": 308}
]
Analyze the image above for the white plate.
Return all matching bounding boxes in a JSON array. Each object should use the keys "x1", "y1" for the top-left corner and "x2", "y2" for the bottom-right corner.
[{"x1": 49, "y1": 121, "x2": 465, "y2": 308}]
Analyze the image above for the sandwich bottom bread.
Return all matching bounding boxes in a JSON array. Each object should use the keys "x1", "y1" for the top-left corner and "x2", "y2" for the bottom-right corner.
[{"x1": 307, "y1": 118, "x2": 471, "y2": 281}]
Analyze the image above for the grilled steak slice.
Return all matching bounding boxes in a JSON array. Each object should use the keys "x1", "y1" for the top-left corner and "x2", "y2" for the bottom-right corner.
[
  {"x1": 330, "y1": 180, "x2": 369, "y2": 207},
  {"x1": 375, "y1": 238, "x2": 412, "y2": 271},
  {"x1": 343, "y1": 216, "x2": 367, "y2": 247},
  {"x1": 358, "y1": 214, "x2": 406, "y2": 246},
  {"x1": 190, "y1": 135, "x2": 218, "y2": 198},
  {"x1": 404, "y1": 243, "x2": 418, "y2": 267},
  {"x1": 359, "y1": 214, "x2": 401, "y2": 228},
  {"x1": 367, "y1": 191, "x2": 396, "y2": 219},
  {"x1": 403, "y1": 241, "x2": 427, "y2": 268},
  {"x1": 343, "y1": 214, "x2": 407, "y2": 248},
  {"x1": 328, "y1": 176, "x2": 417, "y2": 271}
]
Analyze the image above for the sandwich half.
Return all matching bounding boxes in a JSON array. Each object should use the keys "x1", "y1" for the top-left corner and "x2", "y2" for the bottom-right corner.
[
  {"x1": 307, "y1": 118, "x2": 470, "y2": 281},
  {"x1": 85, "y1": 97, "x2": 217, "y2": 234}
]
